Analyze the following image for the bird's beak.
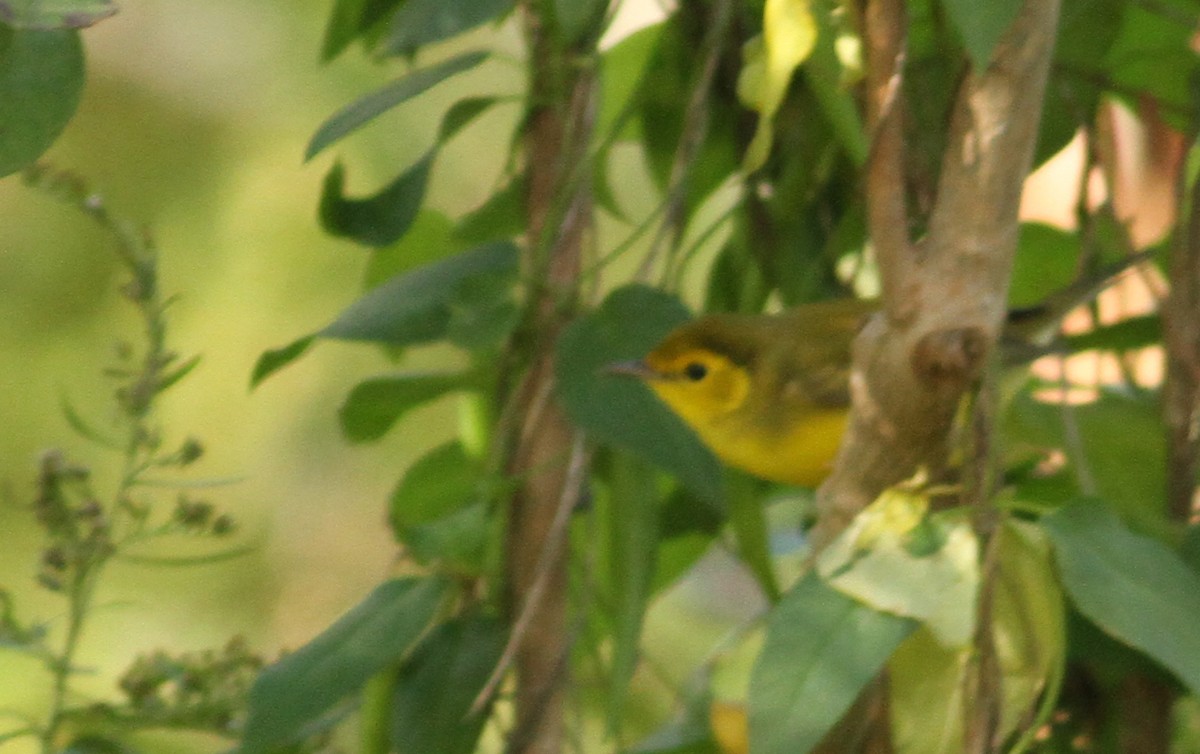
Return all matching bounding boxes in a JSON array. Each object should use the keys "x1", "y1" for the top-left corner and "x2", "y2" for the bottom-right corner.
[{"x1": 602, "y1": 360, "x2": 657, "y2": 380}]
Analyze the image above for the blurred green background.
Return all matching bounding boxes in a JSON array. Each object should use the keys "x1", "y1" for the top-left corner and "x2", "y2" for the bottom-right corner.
[
  {"x1": 0, "y1": 1, "x2": 527, "y2": 742},
  {"x1": 0, "y1": 3, "x2": 754, "y2": 751}
]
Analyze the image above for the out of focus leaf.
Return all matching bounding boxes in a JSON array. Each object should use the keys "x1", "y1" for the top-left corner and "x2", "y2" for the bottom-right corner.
[
  {"x1": 597, "y1": 21, "x2": 662, "y2": 142},
  {"x1": 603, "y1": 452, "x2": 660, "y2": 729},
  {"x1": 318, "y1": 155, "x2": 433, "y2": 247},
  {"x1": 381, "y1": 0, "x2": 514, "y2": 57},
  {"x1": 305, "y1": 51, "x2": 488, "y2": 160},
  {"x1": 240, "y1": 577, "x2": 447, "y2": 754},
  {"x1": 320, "y1": 0, "x2": 399, "y2": 61},
  {"x1": 438, "y1": 96, "x2": 497, "y2": 143},
  {"x1": 818, "y1": 487, "x2": 978, "y2": 647},
  {"x1": 60, "y1": 737, "x2": 129, "y2": 754},
  {"x1": 1062, "y1": 314, "x2": 1161, "y2": 354},
  {"x1": 390, "y1": 615, "x2": 506, "y2": 754},
  {"x1": 890, "y1": 519, "x2": 1066, "y2": 754},
  {"x1": 739, "y1": 0, "x2": 818, "y2": 172},
  {"x1": 748, "y1": 572, "x2": 915, "y2": 754},
  {"x1": 0, "y1": 0, "x2": 114, "y2": 29},
  {"x1": 249, "y1": 334, "x2": 316, "y2": 388},
  {"x1": 889, "y1": 627, "x2": 967, "y2": 754},
  {"x1": 1003, "y1": 390, "x2": 1166, "y2": 533},
  {"x1": 390, "y1": 440, "x2": 484, "y2": 532},
  {"x1": 1106, "y1": 3, "x2": 1200, "y2": 128},
  {"x1": 454, "y1": 177, "x2": 525, "y2": 245},
  {"x1": 340, "y1": 372, "x2": 477, "y2": 442},
  {"x1": 556, "y1": 285, "x2": 723, "y2": 504},
  {"x1": 364, "y1": 210, "x2": 457, "y2": 289},
  {"x1": 0, "y1": 26, "x2": 83, "y2": 177},
  {"x1": 1009, "y1": 224, "x2": 1080, "y2": 309},
  {"x1": 1044, "y1": 500, "x2": 1200, "y2": 695},
  {"x1": 404, "y1": 502, "x2": 489, "y2": 572},
  {"x1": 939, "y1": 0, "x2": 1022, "y2": 70},
  {"x1": 320, "y1": 241, "x2": 519, "y2": 345}
]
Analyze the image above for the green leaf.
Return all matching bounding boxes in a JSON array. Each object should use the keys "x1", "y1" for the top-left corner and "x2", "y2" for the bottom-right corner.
[
  {"x1": 596, "y1": 22, "x2": 663, "y2": 143},
  {"x1": 321, "y1": 0, "x2": 403, "y2": 61},
  {"x1": 748, "y1": 572, "x2": 916, "y2": 754},
  {"x1": 60, "y1": 395, "x2": 120, "y2": 448},
  {"x1": 889, "y1": 520, "x2": 1066, "y2": 753},
  {"x1": 390, "y1": 440, "x2": 484, "y2": 531},
  {"x1": 0, "y1": 0, "x2": 115, "y2": 29},
  {"x1": 249, "y1": 334, "x2": 316, "y2": 389},
  {"x1": 305, "y1": 50, "x2": 488, "y2": 160},
  {"x1": 381, "y1": 0, "x2": 514, "y2": 57},
  {"x1": 364, "y1": 210, "x2": 457, "y2": 289},
  {"x1": 1004, "y1": 390, "x2": 1166, "y2": 533},
  {"x1": 1106, "y1": 3, "x2": 1200, "y2": 128},
  {"x1": 320, "y1": 241, "x2": 519, "y2": 345},
  {"x1": 1044, "y1": 500, "x2": 1200, "y2": 695},
  {"x1": 341, "y1": 372, "x2": 476, "y2": 442},
  {"x1": 438, "y1": 96, "x2": 497, "y2": 143},
  {"x1": 390, "y1": 615, "x2": 507, "y2": 754},
  {"x1": 239, "y1": 577, "x2": 448, "y2": 754},
  {"x1": 939, "y1": 0, "x2": 1023, "y2": 70},
  {"x1": 320, "y1": 0, "x2": 370, "y2": 61},
  {"x1": 888, "y1": 628, "x2": 967, "y2": 754},
  {"x1": 405, "y1": 502, "x2": 490, "y2": 572},
  {"x1": 555, "y1": 285, "x2": 724, "y2": 504},
  {"x1": 1009, "y1": 224, "x2": 1080, "y2": 309},
  {"x1": 60, "y1": 736, "x2": 130, "y2": 754},
  {"x1": 726, "y1": 471, "x2": 780, "y2": 602},
  {"x1": 603, "y1": 452, "x2": 661, "y2": 730},
  {"x1": 817, "y1": 493, "x2": 979, "y2": 648},
  {"x1": 0, "y1": 26, "x2": 83, "y2": 177},
  {"x1": 319, "y1": 155, "x2": 433, "y2": 247},
  {"x1": 453, "y1": 177, "x2": 525, "y2": 245},
  {"x1": 1062, "y1": 313, "x2": 1161, "y2": 354}
]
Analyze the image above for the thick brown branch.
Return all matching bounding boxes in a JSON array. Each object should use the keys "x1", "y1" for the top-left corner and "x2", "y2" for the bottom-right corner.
[
  {"x1": 816, "y1": 0, "x2": 1062, "y2": 544},
  {"x1": 503, "y1": 8, "x2": 597, "y2": 754}
]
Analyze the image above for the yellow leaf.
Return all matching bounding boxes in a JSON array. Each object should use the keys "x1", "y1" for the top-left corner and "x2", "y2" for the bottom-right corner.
[
  {"x1": 741, "y1": 0, "x2": 817, "y2": 172},
  {"x1": 711, "y1": 701, "x2": 749, "y2": 754}
]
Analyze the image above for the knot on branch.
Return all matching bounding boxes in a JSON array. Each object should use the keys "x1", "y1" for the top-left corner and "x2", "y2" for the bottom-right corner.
[{"x1": 911, "y1": 326, "x2": 989, "y2": 387}]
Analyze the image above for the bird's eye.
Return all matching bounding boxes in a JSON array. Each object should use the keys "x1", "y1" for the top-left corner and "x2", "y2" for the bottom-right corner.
[{"x1": 683, "y1": 362, "x2": 708, "y2": 381}]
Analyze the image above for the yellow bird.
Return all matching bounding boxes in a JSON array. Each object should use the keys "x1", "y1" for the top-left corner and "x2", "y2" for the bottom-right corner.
[
  {"x1": 607, "y1": 298, "x2": 870, "y2": 487},
  {"x1": 606, "y1": 252, "x2": 1151, "y2": 486}
]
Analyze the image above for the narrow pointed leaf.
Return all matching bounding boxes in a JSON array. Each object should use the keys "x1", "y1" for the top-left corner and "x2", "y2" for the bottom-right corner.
[
  {"x1": 250, "y1": 334, "x2": 316, "y2": 389},
  {"x1": 381, "y1": 0, "x2": 514, "y2": 57},
  {"x1": 305, "y1": 50, "x2": 488, "y2": 160},
  {"x1": 604, "y1": 452, "x2": 660, "y2": 729},
  {"x1": 320, "y1": 241, "x2": 519, "y2": 346},
  {"x1": 319, "y1": 155, "x2": 433, "y2": 247},
  {"x1": 340, "y1": 372, "x2": 475, "y2": 442},
  {"x1": 390, "y1": 615, "x2": 507, "y2": 754},
  {"x1": 239, "y1": 577, "x2": 448, "y2": 754}
]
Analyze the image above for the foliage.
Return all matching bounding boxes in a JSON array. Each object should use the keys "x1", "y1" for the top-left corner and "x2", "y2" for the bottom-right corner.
[
  {"x1": 0, "y1": 166, "x2": 257, "y2": 753},
  {"x1": 6, "y1": 0, "x2": 1200, "y2": 753}
]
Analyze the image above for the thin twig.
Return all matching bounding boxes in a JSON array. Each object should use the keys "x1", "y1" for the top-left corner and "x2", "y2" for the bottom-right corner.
[{"x1": 474, "y1": 433, "x2": 589, "y2": 715}]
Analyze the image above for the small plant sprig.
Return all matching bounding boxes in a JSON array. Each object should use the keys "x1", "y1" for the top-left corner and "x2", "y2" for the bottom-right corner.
[{"x1": 0, "y1": 164, "x2": 247, "y2": 753}]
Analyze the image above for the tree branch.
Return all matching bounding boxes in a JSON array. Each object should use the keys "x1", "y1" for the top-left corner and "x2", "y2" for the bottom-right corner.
[{"x1": 815, "y1": 0, "x2": 1062, "y2": 545}]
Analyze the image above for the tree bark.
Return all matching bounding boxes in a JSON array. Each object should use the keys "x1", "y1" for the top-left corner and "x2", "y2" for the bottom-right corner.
[
  {"x1": 817, "y1": 0, "x2": 1062, "y2": 543},
  {"x1": 812, "y1": 1, "x2": 1062, "y2": 752},
  {"x1": 503, "y1": 7, "x2": 596, "y2": 754}
]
